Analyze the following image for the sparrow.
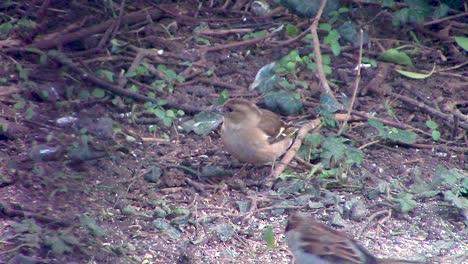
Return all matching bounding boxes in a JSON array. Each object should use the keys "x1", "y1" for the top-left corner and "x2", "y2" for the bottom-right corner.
[
  {"x1": 217, "y1": 98, "x2": 296, "y2": 164},
  {"x1": 285, "y1": 213, "x2": 427, "y2": 264}
]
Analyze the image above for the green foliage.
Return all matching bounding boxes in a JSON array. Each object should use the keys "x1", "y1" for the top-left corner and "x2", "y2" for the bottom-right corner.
[
  {"x1": 110, "y1": 39, "x2": 126, "y2": 54},
  {"x1": 263, "y1": 225, "x2": 277, "y2": 249},
  {"x1": 150, "y1": 64, "x2": 185, "y2": 93},
  {"x1": 431, "y1": 166, "x2": 467, "y2": 212},
  {"x1": 9, "y1": 219, "x2": 80, "y2": 256},
  {"x1": 296, "y1": 132, "x2": 363, "y2": 179},
  {"x1": 320, "y1": 136, "x2": 363, "y2": 168},
  {"x1": 235, "y1": 200, "x2": 251, "y2": 213},
  {"x1": 378, "y1": 49, "x2": 414, "y2": 67},
  {"x1": 15, "y1": 63, "x2": 29, "y2": 81},
  {"x1": 286, "y1": 24, "x2": 299, "y2": 37},
  {"x1": 242, "y1": 30, "x2": 267, "y2": 40},
  {"x1": 91, "y1": 88, "x2": 106, "y2": 98},
  {"x1": 425, "y1": 120, "x2": 440, "y2": 141},
  {"x1": 80, "y1": 215, "x2": 107, "y2": 237},
  {"x1": 395, "y1": 67, "x2": 434, "y2": 79},
  {"x1": 126, "y1": 62, "x2": 150, "y2": 77},
  {"x1": 394, "y1": 165, "x2": 467, "y2": 214},
  {"x1": 275, "y1": 50, "x2": 303, "y2": 74},
  {"x1": 368, "y1": 118, "x2": 417, "y2": 144},
  {"x1": 182, "y1": 110, "x2": 223, "y2": 136},
  {"x1": 215, "y1": 89, "x2": 229, "y2": 105},
  {"x1": 249, "y1": 62, "x2": 279, "y2": 92},
  {"x1": 144, "y1": 101, "x2": 184, "y2": 127},
  {"x1": 392, "y1": 193, "x2": 418, "y2": 213},
  {"x1": 0, "y1": 15, "x2": 36, "y2": 36},
  {"x1": 391, "y1": 0, "x2": 432, "y2": 26},
  {"x1": 337, "y1": 21, "x2": 369, "y2": 47},
  {"x1": 454, "y1": 36, "x2": 468, "y2": 52},
  {"x1": 264, "y1": 90, "x2": 302, "y2": 115},
  {"x1": 297, "y1": 132, "x2": 324, "y2": 162},
  {"x1": 96, "y1": 69, "x2": 115, "y2": 82},
  {"x1": 279, "y1": 0, "x2": 340, "y2": 18},
  {"x1": 121, "y1": 206, "x2": 137, "y2": 215},
  {"x1": 211, "y1": 223, "x2": 235, "y2": 242},
  {"x1": 321, "y1": 24, "x2": 341, "y2": 56},
  {"x1": 13, "y1": 94, "x2": 36, "y2": 120},
  {"x1": 195, "y1": 37, "x2": 210, "y2": 45},
  {"x1": 44, "y1": 234, "x2": 73, "y2": 255}
]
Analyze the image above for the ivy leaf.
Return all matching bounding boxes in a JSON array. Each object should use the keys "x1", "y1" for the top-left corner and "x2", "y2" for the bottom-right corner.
[
  {"x1": 378, "y1": 49, "x2": 414, "y2": 67},
  {"x1": 263, "y1": 225, "x2": 277, "y2": 249},
  {"x1": 264, "y1": 90, "x2": 302, "y2": 115},
  {"x1": 181, "y1": 111, "x2": 223, "y2": 136},
  {"x1": 249, "y1": 62, "x2": 279, "y2": 93}
]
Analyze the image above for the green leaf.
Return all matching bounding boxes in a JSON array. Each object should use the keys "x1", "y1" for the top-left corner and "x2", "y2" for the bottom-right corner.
[
  {"x1": 135, "y1": 63, "x2": 150, "y2": 76},
  {"x1": 425, "y1": 120, "x2": 438, "y2": 129},
  {"x1": 153, "y1": 108, "x2": 165, "y2": 119},
  {"x1": 263, "y1": 225, "x2": 277, "y2": 249},
  {"x1": 382, "y1": 0, "x2": 394, "y2": 8},
  {"x1": 44, "y1": 235, "x2": 72, "y2": 255},
  {"x1": 91, "y1": 88, "x2": 106, "y2": 98},
  {"x1": 330, "y1": 41, "x2": 341, "y2": 56},
  {"x1": 395, "y1": 65, "x2": 435, "y2": 79},
  {"x1": 387, "y1": 128, "x2": 417, "y2": 144},
  {"x1": 279, "y1": 0, "x2": 340, "y2": 18},
  {"x1": 431, "y1": 130, "x2": 440, "y2": 141},
  {"x1": 181, "y1": 111, "x2": 223, "y2": 136},
  {"x1": 121, "y1": 206, "x2": 137, "y2": 215},
  {"x1": 249, "y1": 62, "x2": 279, "y2": 93},
  {"x1": 433, "y1": 165, "x2": 462, "y2": 187},
  {"x1": 392, "y1": 193, "x2": 417, "y2": 213},
  {"x1": 162, "y1": 117, "x2": 172, "y2": 126},
  {"x1": 454, "y1": 36, "x2": 468, "y2": 52},
  {"x1": 242, "y1": 30, "x2": 267, "y2": 40},
  {"x1": 195, "y1": 37, "x2": 210, "y2": 45},
  {"x1": 235, "y1": 200, "x2": 251, "y2": 213},
  {"x1": 0, "y1": 22, "x2": 13, "y2": 34},
  {"x1": 212, "y1": 223, "x2": 235, "y2": 242},
  {"x1": 264, "y1": 90, "x2": 303, "y2": 115},
  {"x1": 378, "y1": 49, "x2": 414, "y2": 67},
  {"x1": 319, "y1": 93, "x2": 342, "y2": 115},
  {"x1": 303, "y1": 132, "x2": 324, "y2": 148},
  {"x1": 286, "y1": 24, "x2": 299, "y2": 37},
  {"x1": 165, "y1": 109, "x2": 176, "y2": 118},
  {"x1": 143, "y1": 166, "x2": 162, "y2": 183},
  {"x1": 443, "y1": 191, "x2": 468, "y2": 210},
  {"x1": 216, "y1": 89, "x2": 229, "y2": 105},
  {"x1": 80, "y1": 215, "x2": 106, "y2": 237},
  {"x1": 320, "y1": 136, "x2": 363, "y2": 167},
  {"x1": 337, "y1": 21, "x2": 369, "y2": 46},
  {"x1": 319, "y1": 23, "x2": 332, "y2": 32},
  {"x1": 434, "y1": 4, "x2": 449, "y2": 19},
  {"x1": 25, "y1": 105, "x2": 35, "y2": 120},
  {"x1": 96, "y1": 69, "x2": 114, "y2": 82}
]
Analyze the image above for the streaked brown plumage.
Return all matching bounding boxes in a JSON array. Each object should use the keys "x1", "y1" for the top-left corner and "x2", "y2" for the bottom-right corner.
[{"x1": 285, "y1": 213, "x2": 427, "y2": 264}]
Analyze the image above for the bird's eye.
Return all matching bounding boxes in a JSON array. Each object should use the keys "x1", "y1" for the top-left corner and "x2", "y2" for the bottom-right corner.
[{"x1": 226, "y1": 107, "x2": 234, "y2": 113}]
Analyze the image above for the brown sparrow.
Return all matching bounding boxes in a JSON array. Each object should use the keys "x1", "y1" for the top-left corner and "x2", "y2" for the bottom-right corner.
[
  {"x1": 285, "y1": 213, "x2": 426, "y2": 264},
  {"x1": 217, "y1": 98, "x2": 295, "y2": 164}
]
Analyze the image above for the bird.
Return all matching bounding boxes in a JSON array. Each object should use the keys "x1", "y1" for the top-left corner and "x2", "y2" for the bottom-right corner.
[
  {"x1": 217, "y1": 98, "x2": 296, "y2": 165},
  {"x1": 285, "y1": 213, "x2": 427, "y2": 264}
]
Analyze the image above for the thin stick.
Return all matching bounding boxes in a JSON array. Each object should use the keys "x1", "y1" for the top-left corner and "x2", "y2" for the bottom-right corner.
[
  {"x1": 337, "y1": 29, "x2": 364, "y2": 136},
  {"x1": 309, "y1": 0, "x2": 335, "y2": 97}
]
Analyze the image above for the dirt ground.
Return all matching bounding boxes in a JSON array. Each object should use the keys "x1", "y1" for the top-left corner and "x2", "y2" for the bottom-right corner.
[{"x1": 0, "y1": 1, "x2": 467, "y2": 264}]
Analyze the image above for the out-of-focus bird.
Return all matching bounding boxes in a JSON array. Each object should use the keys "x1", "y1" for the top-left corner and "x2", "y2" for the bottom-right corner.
[
  {"x1": 216, "y1": 98, "x2": 296, "y2": 165},
  {"x1": 285, "y1": 213, "x2": 427, "y2": 264}
]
